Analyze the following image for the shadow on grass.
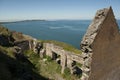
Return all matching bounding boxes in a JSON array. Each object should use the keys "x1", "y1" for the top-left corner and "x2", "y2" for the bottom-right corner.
[{"x1": 0, "y1": 51, "x2": 49, "y2": 80}]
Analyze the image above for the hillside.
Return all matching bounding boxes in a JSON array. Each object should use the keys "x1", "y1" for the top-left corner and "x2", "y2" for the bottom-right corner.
[
  {"x1": 0, "y1": 45, "x2": 49, "y2": 80},
  {"x1": 0, "y1": 25, "x2": 82, "y2": 80}
]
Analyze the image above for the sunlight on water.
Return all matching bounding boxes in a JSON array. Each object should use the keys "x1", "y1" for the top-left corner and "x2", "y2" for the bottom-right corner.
[{"x1": 3, "y1": 20, "x2": 120, "y2": 49}]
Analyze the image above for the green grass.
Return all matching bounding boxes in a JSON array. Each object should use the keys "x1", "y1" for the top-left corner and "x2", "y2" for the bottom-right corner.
[
  {"x1": 0, "y1": 46, "x2": 7, "y2": 52},
  {"x1": 32, "y1": 54, "x2": 82, "y2": 80},
  {"x1": 0, "y1": 25, "x2": 31, "y2": 41},
  {"x1": 41, "y1": 40, "x2": 82, "y2": 54},
  {"x1": 24, "y1": 50, "x2": 40, "y2": 66},
  {"x1": 0, "y1": 46, "x2": 15, "y2": 58},
  {"x1": 0, "y1": 45, "x2": 82, "y2": 80},
  {"x1": 43, "y1": 55, "x2": 52, "y2": 62},
  {"x1": 0, "y1": 47, "x2": 48, "y2": 80},
  {"x1": 0, "y1": 26, "x2": 82, "y2": 80},
  {"x1": 62, "y1": 67, "x2": 82, "y2": 80},
  {"x1": 0, "y1": 25, "x2": 11, "y2": 36},
  {"x1": 76, "y1": 62, "x2": 82, "y2": 67}
]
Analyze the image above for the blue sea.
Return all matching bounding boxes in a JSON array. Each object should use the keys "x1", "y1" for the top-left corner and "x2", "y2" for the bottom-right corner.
[{"x1": 2, "y1": 20, "x2": 120, "y2": 49}]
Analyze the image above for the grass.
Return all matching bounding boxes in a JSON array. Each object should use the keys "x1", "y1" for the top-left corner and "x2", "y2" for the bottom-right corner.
[
  {"x1": 0, "y1": 47, "x2": 48, "y2": 80},
  {"x1": 76, "y1": 62, "x2": 82, "y2": 67},
  {"x1": 0, "y1": 46, "x2": 7, "y2": 52},
  {"x1": 24, "y1": 51, "x2": 82, "y2": 80},
  {"x1": 11, "y1": 31, "x2": 24, "y2": 41},
  {"x1": 0, "y1": 45, "x2": 82, "y2": 80},
  {"x1": 33, "y1": 54, "x2": 82, "y2": 80},
  {"x1": 0, "y1": 25, "x2": 32, "y2": 41},
  {"x1": 0, "y1": 46, "x2": 15, "y2": 58},
  {"x1": 39, "y1": 59, "x2": 62, "y2": 79},
  {"x1": 62, "y1": 67, "x2": 82, "y2": 80},
  {"x1": 43, "y1": 55, "x2": 52, "y2": 62},
  {"x1": 24, "y1": 50, "x2": 40, "y2": 67},
  {"x1": 0, "y1": 25, "x2": 81, "y2": 54},
  {"x1": 0, "y1": 25, "x2": 11, "y2": 36},
  {"x1": 0, "y1": 26, "x2": 82, "y2": 80},
  {"x1": 41, "y1": 40, "x2": 82, "y2": 54}
]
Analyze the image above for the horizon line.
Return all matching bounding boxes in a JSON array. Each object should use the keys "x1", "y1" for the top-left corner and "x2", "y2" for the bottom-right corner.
[{"x1": 0, "y1": 18, "x2": 120, "y2": 22}]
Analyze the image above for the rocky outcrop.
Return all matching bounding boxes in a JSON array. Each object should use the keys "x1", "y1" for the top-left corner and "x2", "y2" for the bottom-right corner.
[
  {"x1": 0, "y1": 34, "x2": 14, "y2": 46},
  {"x1": 14, "y1": 38, "x2": 37, "y2": 52},
  {"x1": 81, "y1": 7, "x2": 120, "y2": 80},
  {"x1": 0, "y1": 25, "x2": 37, "y2": 52},
  {"x1": 0, "y1": 26, "x2": 15, "y2": 46}
]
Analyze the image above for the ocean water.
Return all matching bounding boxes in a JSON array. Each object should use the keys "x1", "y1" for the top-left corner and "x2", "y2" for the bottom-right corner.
[{"x1": 3, "y1": 20, "x2": 120, "y2": 49}]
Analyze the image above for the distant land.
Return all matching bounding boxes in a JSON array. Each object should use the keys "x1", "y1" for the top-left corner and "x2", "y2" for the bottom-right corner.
[{"x1": 0, "y1": 19, "x2": 46, "y2": 24}]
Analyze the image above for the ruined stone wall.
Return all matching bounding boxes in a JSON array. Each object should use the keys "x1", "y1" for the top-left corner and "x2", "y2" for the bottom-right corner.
[
  {"x1": 14, "y1": 36, "x2": 37, "y2": 52},
  {"x1": 44, "y1": 43, "x2": 83, "y2": 74},
  {"x1": 81, "y1": 7, "x2": 120, "y2": 80}
]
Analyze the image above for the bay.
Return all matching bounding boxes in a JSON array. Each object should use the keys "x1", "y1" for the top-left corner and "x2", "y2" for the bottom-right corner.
[{"x1": 2, "y1": 20, "x2": 120, "y2": 49}]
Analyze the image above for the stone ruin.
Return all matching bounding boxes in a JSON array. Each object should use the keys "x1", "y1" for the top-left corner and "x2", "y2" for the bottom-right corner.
[
  {"x1": 10, "y1": 6, "x2": 120, "y2": 80},
  {"x1": 25, "y1": 40, "x2": 83, "y2": 75},
  {"x1": 44, "y1": 43, "x2": 83, "y2": 74},
  {"x1": 81, "y1": 7, "x2": 120, "y2": 80},
  {"x1": 13, "y1": 37, "x2": 37, "y2": 55},
  {"x1": 36, "y1": 7, "x2": 120, "y2": 80}
]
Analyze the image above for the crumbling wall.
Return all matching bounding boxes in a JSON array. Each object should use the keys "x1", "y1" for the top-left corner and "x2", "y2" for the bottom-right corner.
[
  {"x1": 14, "y1": 38, "x2": 37, "y2": 53},
  {"x1": 44, "y1": 43, "x2": 83, "y2": 74},
  {"x1": 81, "y1": 7, "x2": 120, "y2": 80}
]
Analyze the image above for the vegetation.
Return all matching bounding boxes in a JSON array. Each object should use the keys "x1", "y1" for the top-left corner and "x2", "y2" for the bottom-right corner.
[
  {"x1": 0, "y1": 46, "x2": 48, "y2": 80},
  {"x1": 76, "y1": 62, "x2": 82, "y2": 67},
  {"x1": 0, "y1": 26, "x2": 82, "y2": 80},
  {"x1": 62, "y1": 67, "x2": 71, "y2": 79},
  {"x1": 0, "y1": 45, "x2": 82, "y2": 80},
  {"x1": 41, "y1": 40, "x2": 82, "y2": 54},
  {"x1": 0, "y1": 25, "x2": 30, "y2": 42},
  {"x1": 0, "y1": 25, "x2": 11, "y2": 36},
  {"x1": 62, "y1": 66, "x2": 82, "y2": 80},
  {"x1": 11, "y1": 31, "x2": 24, "y2": 41},
  {"x1": 24, "y1": 51, "x2": 82, "y2": 80}
]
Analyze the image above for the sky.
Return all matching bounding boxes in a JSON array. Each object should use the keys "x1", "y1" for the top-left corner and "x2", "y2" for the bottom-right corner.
[{"x1": 0, "y1": 0, "x2": 120, "y2": 21}]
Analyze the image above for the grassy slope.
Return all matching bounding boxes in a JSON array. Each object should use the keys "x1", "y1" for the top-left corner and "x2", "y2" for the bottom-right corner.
[
  {"x1": 25, "y1": 50, "x2": 82, "y2": 80},
  {"x1": 0, "y1": 25, "x2": 11, "y2": 36},
  {"x1": 0, "y1": 26, "x2": 82, "y2": 80},
  {"x1": 41, "y1": 40, "x2": 82, "y2": 54},
  {"x1": 24, "y1": 40, "x2": 82, "y2": 80},
  {"x1": 0, "y1": 42, "x2": 82, "y2": 80},
  {"x1": 0, "y1": 46, "x2": 48, "y2": 80},
  {"x1": 0, "y1": 25, "x2": 32, "y2": 41}
]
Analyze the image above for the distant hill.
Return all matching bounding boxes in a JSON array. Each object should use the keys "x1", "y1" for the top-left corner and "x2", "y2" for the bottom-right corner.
[{"x1": 0, "y1": 19, "x2": 46, "y2": 24}]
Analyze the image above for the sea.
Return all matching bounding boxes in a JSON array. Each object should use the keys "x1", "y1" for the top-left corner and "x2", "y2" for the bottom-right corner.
[{"x1": 2, "y1": 20, "x2": 120, "y2": 49}]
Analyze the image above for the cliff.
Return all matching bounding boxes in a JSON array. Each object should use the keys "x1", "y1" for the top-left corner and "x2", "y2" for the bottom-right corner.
[
  {"x1": 1, "y1": 6, "x2": 120, "y2": 80},
  {"x1": 81, "y1": 7, "x2": 120, "y2": 80},
  {"x1": 0, "y1": 25, "x2": 83, "y2": 80},
  {"x1": 0, "y1": 24, "x2": 37, "y2": 51}
]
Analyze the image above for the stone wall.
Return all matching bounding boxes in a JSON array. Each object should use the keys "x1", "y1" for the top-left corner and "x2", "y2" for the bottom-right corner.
[
  {"x1": 14, "y1": 38, "x2": 37, "y2": 52},
  {"x1": 81, "y1": 7, "x2": 120, "y2": 80},
  {"x1": 44, "y1": 43, "x2": 83, "y2": 74}
]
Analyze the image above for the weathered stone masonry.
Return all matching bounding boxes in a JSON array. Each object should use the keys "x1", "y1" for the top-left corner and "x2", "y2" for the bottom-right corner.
[
  {"x1": 13, "y1": 6, "x2": 120, "y2": 80},
  {"x1": 44, "y1": 43, "x2": 83, "y2": 74},
  {"x1": 81, "y1": 7, "x2": 120, "y2": 80}
]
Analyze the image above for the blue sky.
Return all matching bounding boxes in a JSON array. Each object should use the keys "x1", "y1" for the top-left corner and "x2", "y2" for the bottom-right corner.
[{"x1": 0, "y1": 0, "x2": 120, "y2": 21}]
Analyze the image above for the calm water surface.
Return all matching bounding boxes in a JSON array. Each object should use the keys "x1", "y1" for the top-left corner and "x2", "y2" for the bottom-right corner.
[{"x1": 3, "y1": 20, "x2": 120, "y2": 49}]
